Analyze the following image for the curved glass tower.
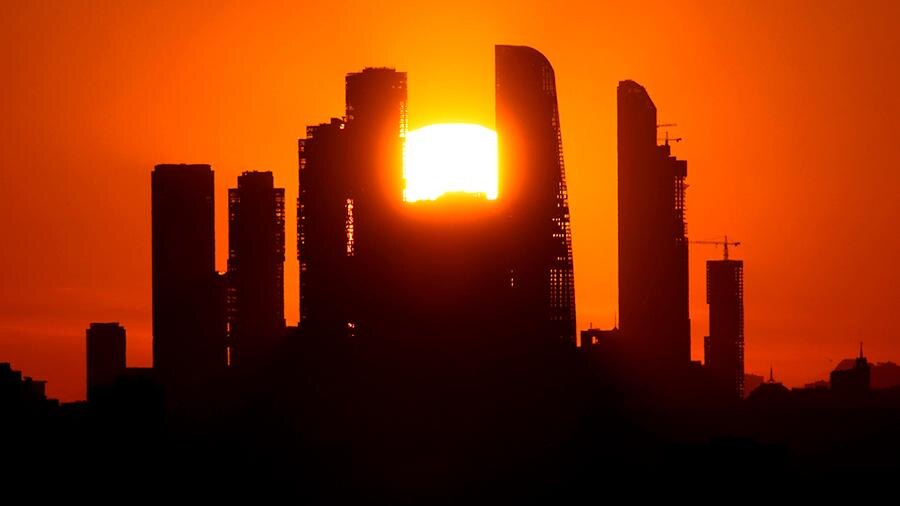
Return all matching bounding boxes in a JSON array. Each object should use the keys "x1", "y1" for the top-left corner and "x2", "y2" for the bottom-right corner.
[{"x1": 495, "y1": 45, "x2": 576, "y2": 346}]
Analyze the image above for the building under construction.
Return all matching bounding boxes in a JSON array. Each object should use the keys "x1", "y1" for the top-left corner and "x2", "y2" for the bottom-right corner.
[
  {"x1": 495, "y1": 45, "x2": 577, "y2": 347},
  {"x1": 616, "y1": 80, "x2": 690, "y2": 368},
  {"x1": 704, "y1": 258, "x2": 745, "y2": 399}
]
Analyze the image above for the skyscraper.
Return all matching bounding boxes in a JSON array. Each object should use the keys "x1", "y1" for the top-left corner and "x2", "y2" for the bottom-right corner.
[
  {"x1": 495, "y1": 45, "x2": 576, "y2": 346},
  {"x1": 616, "y1": 80, "x2": 690, "y2": 367},
  {"x1": 344, "y1": 67, "x2": 408, "y2": 225},
  {"x1": 704, "y1": 259, "x2": 744, "y2": 399},
  {"x1": 151, "y1": 164, "x2": 226, "y2": 393},
  {"x1": 299, "y1": 118, "x2": 350, "y2": 337},
  {"x1": 298, "y1": 69, "x2": 407, "y2": 340},
  {"x1": 227, "y1": 171, "x2": 286, "y2": 367},
  {"x1": 86, "y1": 322, "x2": 126, "y2": 403},
  {"x1": 344, "y1": 68, "x2": 408, "y2": 340}
]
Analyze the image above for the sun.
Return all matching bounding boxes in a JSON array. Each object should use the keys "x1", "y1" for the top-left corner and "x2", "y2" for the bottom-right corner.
[{"x1": 403, "y1": 123, "x2": 498, "y2": 202}]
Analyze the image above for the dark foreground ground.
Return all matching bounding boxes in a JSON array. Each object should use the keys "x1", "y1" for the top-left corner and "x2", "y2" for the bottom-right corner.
[{"x1": 4, "y1": 336, "x2": 899, "y2": 502}]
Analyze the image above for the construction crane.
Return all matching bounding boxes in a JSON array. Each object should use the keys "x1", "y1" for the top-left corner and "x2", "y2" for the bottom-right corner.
[
  {"x1": 690, "y1": 235, "x2": 741, "y2": 260},
  {"x1": 657, "y1": 132, "x2": 682, "y2": 144},
  {"x1": 656, "y1": 123, "x2": 680, "y2": 145}
]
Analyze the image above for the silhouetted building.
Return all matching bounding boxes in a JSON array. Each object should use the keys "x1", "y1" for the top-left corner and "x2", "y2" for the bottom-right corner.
[
  {"x1": 86, "y1": 322, "x2": 126, "y2": 403},
  {"x1": 299, "y1": 118, "x2": 352, "y2": 337},
  {"x1": 299, "y1": 69, "x2": 407, "y2": 340},
  {"x1": 703, "y1": 259, "x2": 744, "y2": 399},
  {"x1": 495, "y1": 45, "x2": 576, "y2": 346},
  {"x1": 830, "y1": 344, "x2": 871, "y2": 395},
  {"x1": 870, "y1": 361, "x2": 900, "y2": 389},
  {"x1": 344, "y1": 68, "x2": 408, "y2": 340},
  {"x1": 0, "y1": 362, "x2": 56, "y2": 412},
  {"x1": 151, "y1": 164, "x2": 226, "y2": 396},
  {"x1": 747, "y1": 367, "x2": 790, "y2": 403},
  {"x1": 743, "y1": 373, "x2": 764, "y2": 398},
  {"x1": 23, "y1": 376, "x2": 46, "y2": 399},
  {"x1": 1, "y1": 362, "x2": 22, "y2": 386},
  {"x1": 802, "y1": 380, "x2": 830, "y2": 390},
  {"x1": 616, "y1": 80, "x2": 690, "y2": 367},
  {"x1": 227, "y1": 171, "x2": 286, "y2": 367}
]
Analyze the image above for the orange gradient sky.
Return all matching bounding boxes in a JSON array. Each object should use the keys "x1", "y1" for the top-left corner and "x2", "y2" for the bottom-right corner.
[{"x1": 1, "y1": 1, "x2": 899, "y2": 400}]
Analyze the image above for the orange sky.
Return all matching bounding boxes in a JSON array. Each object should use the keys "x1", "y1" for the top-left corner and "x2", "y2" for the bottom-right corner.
[{"x1": 1, "y1": 1, "x2": 898, "y2": 401}]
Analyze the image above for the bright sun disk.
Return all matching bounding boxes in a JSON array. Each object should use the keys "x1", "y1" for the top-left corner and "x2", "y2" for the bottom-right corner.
[{"x1": 403, "y1": 123, "x2": 498, "y2": 202}]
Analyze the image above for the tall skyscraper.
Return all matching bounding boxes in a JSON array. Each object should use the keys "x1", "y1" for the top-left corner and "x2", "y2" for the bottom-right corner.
[
  {"x1": 299, "y1": 118, "x2": 351, "y2": 337},
  {"x1": 616, "y1": 80, "x2": 690, "y2": 367},
  {"x1": 299, "y1": 68, "x2": 407, "y2": 340},
  {"x1": 703, "y1": 259, "x2": 744, "y2": 398},
  {"x1": 86, "y1": 322, "x2": 126, "y2": 403},
  {"x1": 495, "y1": 45, "x2": 576, "y2": 346},
  {"x1": 227, "y1": 171, "x2": 286, "y2": 367},
  {"x1": 151, "y1": 164, "x2": 226, "y2": 393},
  {"x1": 344, "y1": 68, "x2": 408, "y2": 339}
]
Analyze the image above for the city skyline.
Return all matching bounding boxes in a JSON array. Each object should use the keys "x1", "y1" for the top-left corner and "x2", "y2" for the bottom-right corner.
[
  {"x1": 3, "y1": 6, "x2": 900, "y2": 492},
  {"x1": 2, "y1": 1, "x2": 900, "y2": 400}
]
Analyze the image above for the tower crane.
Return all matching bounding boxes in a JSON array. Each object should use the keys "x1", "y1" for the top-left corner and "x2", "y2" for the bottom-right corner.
[
  {"x1": 656, "y1": 123, "x2": 680, "y2": 145},
  {"x1": 690, "y1": 236, "x2": 741, "y2": 260},
  {"x1": 657, "y1": 132, "x2": 682, "y2": 144}
]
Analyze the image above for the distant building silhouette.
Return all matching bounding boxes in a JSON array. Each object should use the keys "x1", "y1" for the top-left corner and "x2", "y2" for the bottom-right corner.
[
  {"x1": 227, "y1": 171, "x2": 286, "y2": 367},
  {"x1": 0, "y1": 362, "x2": 57, "y2": 413},
  {"x1": 703, "y1": 259, "x2": 745, "y2": 399},
  {"x1": 814, "y1": 360, "x2": 900, "y2": 390},
  {"x1": 495, "y1": 45, "x2": 576, "y2": 346},
  {"x1": 802, "y1": 379, "x2": 830, "y2": 390},
  {"x1": 743, "y1": 373, "x2": 765, "y2": 399},
  {"x1": 151, "y1": 164, "x2": 226, "y2": 397},
  {"x1": 86, "y1": 322, "x2": 126, "y2": 403},
  {"x1": 616, "y1": 80, "x2": 690, "y2": 367},
  {"x1": 830, "y1": 344, "x2": 871, "y2": 395},
  {"x1": 870, "y1": 361, "x2": 900, "y2": 389},
  {"x1": 747, "y1": 367, "x2": 790, "y2": 402}
]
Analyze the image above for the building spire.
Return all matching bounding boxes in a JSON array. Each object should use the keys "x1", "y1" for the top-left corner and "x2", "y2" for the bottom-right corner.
[
  {"x1": 859, "y1": 341, "x2": 864, "y2": 359},
  {"x1": 769, "y1": 364, "x2": 775, "y2": 383}
]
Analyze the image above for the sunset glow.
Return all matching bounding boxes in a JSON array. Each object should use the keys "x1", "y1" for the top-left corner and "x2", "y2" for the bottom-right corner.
[
  {"x1": 3, "y1": 1, "x2": 900, "y2": 402},
  {"x1": 403, "y1": 123, "x2": 498, "y2": 202}
]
